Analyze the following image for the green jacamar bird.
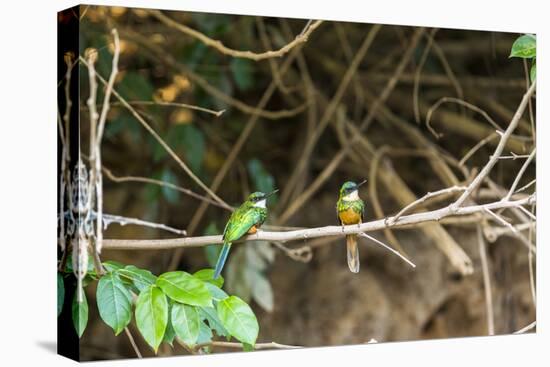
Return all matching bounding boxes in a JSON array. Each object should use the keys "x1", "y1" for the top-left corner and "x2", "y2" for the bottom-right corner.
[
  {"x1": 336, "y1": 180, "x2": 367, "y2": 273},
  {"x1": 214, "y1": 189, "x2": 279, "y2": 279}
]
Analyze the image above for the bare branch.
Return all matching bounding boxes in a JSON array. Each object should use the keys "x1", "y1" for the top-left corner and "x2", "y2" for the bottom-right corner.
[
  {"x1": 358, "y1": 233, "x2": 416, "y2": 268},
  {"x1": 451, "y1": 81, "x2": 536, "y2": 209},
  {"x1": 149, "y1": 9, "x2": 323, "y2": 61},
  {"x1": 100, "y1": 213, "x2": 187, "y2": 236},
  {"x1": 504, "y1": 149, "x2": 536, "y2": 201},
  {"x1": 101, "y1": 195, "x2": 534, "y2": 250},
  {"x1": 513, "y1": 321, "x2": 536, "y2": 334},
  {"x1": 477, "y1": 225, "x2": 494, "y2": 335}
]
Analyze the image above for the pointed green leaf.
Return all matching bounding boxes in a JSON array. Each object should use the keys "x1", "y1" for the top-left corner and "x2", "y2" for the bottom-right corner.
[
  {"x1": 194, "y1": 269, "x2": 224, "y2": 288},
  {"x1": 163, "y1": 302, "x2": 176, "y2": 347},
  {"x1": 242, "y1": 343, "x2": 254, "y2": 352},
  {"x1": 102, "y1": 260, "x2": 126, "y2": 273},
  {"x1": 200, "y1": 306, "x2": 229, "y2": 337},
  {"x1": 217, "y1": 296, "x2": 259, "y2": 345},
  {"x1": 96, "y1": 273, "x2": 132, "y2": 335},
  {"x1": 230, "y1": 58, "x2": 254, "y2": 91},
  {"x1": 196, "y1": 320, "x2": 213, "y2": 344},
  {"x1": 156, "y1": 271, "x2": 212, "y2": 307},
  {"x1": 57, "y1": 273, "x2": 64, "y2": 317},
  {"x1": 510, "y1": 34, "x2": 536, "y2": 58},
  {"x1": 171, "y1": 303, "x2": 201, "y2": 346},
  {"x1": 72, "y1": 291, "x2": 88, "y2": 338},
  {"x1": 119, "y1": 265, "x2": 157, "y2": 292},
  {"x1": 136, "y1": 285, "x2": 168, "y2": 353},
  {"x1": 531, "y1": 62, "x2": 536, "y2": 82}
]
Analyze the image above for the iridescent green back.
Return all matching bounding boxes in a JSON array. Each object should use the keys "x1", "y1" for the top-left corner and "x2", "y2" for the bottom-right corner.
[{"x1": 223, "y1": 202, "x2": 267, "y2": 243}]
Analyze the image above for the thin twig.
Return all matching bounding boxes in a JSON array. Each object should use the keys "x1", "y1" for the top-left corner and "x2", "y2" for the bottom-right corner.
[
  {"x1": 149, "y1": 9, "x2": 322, "y2": 61},
  {"x1": 358, "y1": 233, "x2": 416, "y2": 268},
  {"x1": 108, "y1": 100, "x2": 225, "y2": 117},
  {"x1": 451, "y1": 81, "x2": 536, "y2": 209},
  {"x1": 458, "y1": 132, "x2": 498, "y2": 167},
  {"x1": 124, "y1": 327, "x2": 143, "y2": 358},
  {"x1": 99, "y1": 213, "x2": 187, "y2": 236},
  {"x1": 513, "y1": 321, "x2": 536, "y2": 334},
  {"x1": 193, "y1": 340, "x2": 301, "y2": 351},
  {"x1": 477, "y1": 225, "x2": 494, "y2": 335},
  {"x1": 504, "y1": 149, "x2": 535, "y2": 201},
  {"x1": 413, "y1": 28, "x2": 438, "y2": 123}
]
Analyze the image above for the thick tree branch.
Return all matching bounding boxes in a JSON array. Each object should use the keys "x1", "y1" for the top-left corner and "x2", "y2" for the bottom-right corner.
[{"x1": 102, "y1": 195, "x2": 534, "y2": 250}]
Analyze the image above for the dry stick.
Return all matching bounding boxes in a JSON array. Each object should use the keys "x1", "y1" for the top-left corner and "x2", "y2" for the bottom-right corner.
[
  {"x1": 358, "y1": 233, "x2": 416, "y2": 268},
  {"x1": 515, "y1": 179, "x2": 535, "y2": 194},
  {"x1": 102, "y1": 166, "x2": 232, "y2": 211},
  {"x1": 528, "y1": 204, "x2": 536, "y2": 308},
  {"x1": 426, "y1": 97, "x2": 504, "y2": 139},
  {"x1": 149, "y1": 9, "x2": 322, "y2": 61},
  {"x1": 79, "y1": 57, "x2": 230, "y2": 210},
  {"x1": 102, "y1": 195, "x2": 534, "y2": 250},
  {"x1": 484, "y1": 208, "x2": 535, "y2": 253},
  {"x1": 503, "y1": 149, "x2": 536, "y2": 201},
  {"x1": 168, "y1": 47, "x2": 304, "y2": 271},
  {"x1": 368, "y1": 146, "x2": 409, "y2": 257},
  {"x1": 459, "y1": 132, "x2": 499, "y2": 167},
  {"x1": 430, "y1": 38, "x2": 464, "y2": 104},
  {"x1": 101, "y1": 213, "x2": 186, "y2": 235},
  {"x1": 278, "y1": 27, "x2": 425, "y2": 225},
  {"x1": 513, "y1": 320, "x2": 536, "y2": 334},
  {"x1": 124, "y1": 327, "x2": 143, "y2": 359},
  {"x1": 121, "y1": 27, "x2": 305, "y2": 121},
  {"x1": 522, "y1": 59, "x2": 536, "y2": 143},
  {"x1": 191, "y1": 340, "x2": 301, "y2": 351},
  {"x1": 277, "y1": 24, "x2": 382, "y2": 209},
  {"x1": 95, "y1": 29, "x2": 120, "y2": 254},
  {"x1": 413, "y1": 28, "x2": 438, "y2": 123},
  {"x1": 451, "y1": 81, "x2": 537, "y2": 209},
  {"x1": 390, "y1": 186, "x2": 467, "y2": 224},
  {"x1": 108, "y1": 100, "x2": 225, "y2": 117},
  {"x1": 477, "y1": 225, "x2": 495, "y2": 335}
]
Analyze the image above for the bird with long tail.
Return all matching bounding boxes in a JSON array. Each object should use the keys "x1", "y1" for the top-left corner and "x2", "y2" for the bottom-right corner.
[
  {"x1": 336, "y1": 180, "x2": 366, "y2": 273},
  {"x1": 213, "y1": 190, "x2": 278, "y2": 279}
]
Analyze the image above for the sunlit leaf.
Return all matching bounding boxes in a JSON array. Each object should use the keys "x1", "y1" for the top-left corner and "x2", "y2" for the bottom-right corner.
[
  {"x1": 135, "y1": 285, "x2": 168, "y2": 353},
  {"x1": 200, "y1": 306, "x2": 229, "y2": 337},
  {"x1": 157, "y1": 271, "x2": 212, "y2": 307},
  {"x1": 171, "y1": 303, "x2": 201, "y2": 346},
  {"x1": 510, "y1": 34, "x2": 536, "y2": 58},
  {"x1": 119, "y1": 265, "x2": 157, "y2": 292},
  {"x1": 531, "y1": 62, "x2": 536, "y2": 82},
  {"x1": 217, "y1": 296, "x2": 259, "y2": 345},
  {"x1": 102, "y1": 260, "x2": 125, "y2": 273},
  {"x1": 194, "y1": 269, "x2": 224, "y2": 288}
]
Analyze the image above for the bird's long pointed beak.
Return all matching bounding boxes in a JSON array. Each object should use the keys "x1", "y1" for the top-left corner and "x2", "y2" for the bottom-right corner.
[
  {"x1": 357, "y1": 179, "x2": 367, "y2": 187},
  {"x1": 266, "y1": 189, "x2": 279, "y2": 198}
]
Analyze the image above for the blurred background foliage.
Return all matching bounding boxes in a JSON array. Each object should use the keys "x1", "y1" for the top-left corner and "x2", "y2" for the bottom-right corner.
[{"x1": 75, "y1": 5, "x2": 535, "y2": 360}]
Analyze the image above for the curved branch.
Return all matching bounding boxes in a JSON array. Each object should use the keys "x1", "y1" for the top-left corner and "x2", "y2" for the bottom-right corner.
[{"x1": 149, "y1": 10, "x2": 323, "y2": 61}]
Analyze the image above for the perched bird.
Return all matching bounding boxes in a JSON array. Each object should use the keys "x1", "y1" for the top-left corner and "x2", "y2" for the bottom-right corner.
[
  {"x1": 336, "y1": 180, "x2": 367, "y2": 273},
  {"x1": 214, "y1": 190, "x2": 278, "y2": 279}
]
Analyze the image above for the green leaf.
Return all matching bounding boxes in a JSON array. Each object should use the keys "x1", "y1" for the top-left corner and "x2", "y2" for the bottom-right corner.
[
  {"x1": 200, "y1": 306, "x2": 229, "y2": 337},
  {"x1": 57, "y1": 273, "x2": 64, "y2": 317},
  {"x1": 102, "y1": 260, "x2": 126, "y2": 273},
  {"x1": 119, "y1": 265, "x2": 157, "y2": 292},
  {"x1": 168, "y1": 125, "x2": 205, "y2": 173},
  {"x1": 118, "y1": 71, "x2": 154, "y2": 100},
  {"x1": 242, "y1": 343, "x2": 254, "y2": 352},
  {"x1": 196, "y1": 320, "x2": 213, "y2": 344},
  {"x1": 72, "y1": 291, "x2": 88, "y2": 338},
  {"x1": 135, "y1": 285, "x2": 168, "y2": 353},
  {"x1": 157, "y1": 271, "x2": 213, "y2": 307},
  {"x1": 163, "y1": 302, "x2": 176, "y2": 346},
  {"x1": 230, "y1": 58, "x2": 254, "y2": 91},
  {"x1": 171, "y1": 303, "x2": 201, "y2": 346},
  {"x1": 96, "y1": 273, "x2": 132, "y2": 335},
  {"x1": 205, "y1": 283, "x2": 229, "y2": 302},
  {"x1": 194, "y1": 269, "x2": 224, "y2": 288},
  {"x1": 510, "y1": 34, "x2": 536, "y2": 58},
  {"x1": 217, "y1": 296, "x2": 259, "y2": 345},
  {"x1": 531, "y1": 62, "x2": 536, "y2": 82}
]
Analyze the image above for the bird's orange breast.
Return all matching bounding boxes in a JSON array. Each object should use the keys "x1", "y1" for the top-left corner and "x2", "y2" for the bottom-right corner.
[{"x1": 338, "y1": 208, "x2": 362, "y2": 224}]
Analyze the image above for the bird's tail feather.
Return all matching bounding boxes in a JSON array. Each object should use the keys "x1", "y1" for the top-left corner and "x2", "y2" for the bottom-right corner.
[
  {"x1": 214, "y1": 243, "x2": 231, "y2": 279},
  {"x1": 346, "y1": 235, "x2": 360, "y2": 273}
]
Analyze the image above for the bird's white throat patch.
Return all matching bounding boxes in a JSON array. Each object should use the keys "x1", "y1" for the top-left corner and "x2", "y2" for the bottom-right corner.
[
  {"x1": 343, "y1": 190, "x2": 359, "y2": 201},
  {"x1": 254, "y1": 199, "x2": 267, "y2": 208}
]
